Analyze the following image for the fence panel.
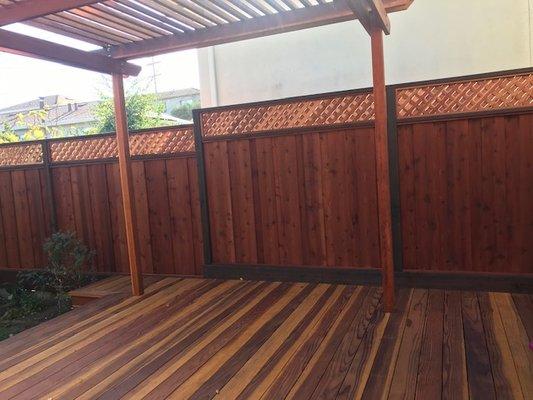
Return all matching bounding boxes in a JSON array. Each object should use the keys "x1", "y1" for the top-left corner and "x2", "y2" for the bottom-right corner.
[
  {"x1": 0, "y1": 126, "x2": 202, "y2": 275},
  {"x1": 396, "y1": 71, "x2": 533, "y2": 274},
  {"x1": 199, "y1": 90, "x2": 381, "y2": 269}
]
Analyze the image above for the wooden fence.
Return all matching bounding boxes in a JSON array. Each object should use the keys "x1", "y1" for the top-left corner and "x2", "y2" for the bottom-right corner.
[
  {"x1": 0, "y1": 67, "x2": 531, "y2": 284},
  {"x1": 0, "y1": 126, "x2": 203, "y2": 275}
]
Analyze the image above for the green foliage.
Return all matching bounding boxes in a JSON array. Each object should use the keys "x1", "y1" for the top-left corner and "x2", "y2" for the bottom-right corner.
[
  {"x1": 43, "y1": 231, "x2": 94, "y2": 293},
  {"x1": 18, "y1": 231, "x2": 94, "y2": 294},
  {"x1": 0, "y1": 109, "x2": 63, "y2": 142},
  {"x1": 0, "y1": 123, "x2": 18, "y2": 144},
  {"x1": 170, "y1": 99, "x2": 200, "y2": 121},
  {"x1": 92, "y1": 92, "x2": 166, "y2": 134}
]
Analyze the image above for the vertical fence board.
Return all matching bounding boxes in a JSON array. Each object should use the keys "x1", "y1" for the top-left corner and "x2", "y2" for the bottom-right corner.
[
  {"x1": 166, "y1": 158, "x2": 196, "y2": 275},
  {"x1": 145, "y1": 160, "x2": 174, "y2": 274},
  {"x1": 131, "y1": 161, "x2": 154, "y2": 274},
  {"x1": 0, "y1": 172, "x2": 20, "y2": 267}
]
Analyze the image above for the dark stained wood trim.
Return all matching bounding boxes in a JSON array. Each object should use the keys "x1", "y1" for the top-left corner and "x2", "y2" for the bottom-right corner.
[
  {"x1": 193, "y1": 109, "x2": 213, "y2": 267},
  {"x1": 204, "y1": 264, "x2": 533, "y2": 293},
  {"x1": 396, "y1": 106, "x2": 533, "y2": 125},
  {"x1": 386, "y1": 85, "x2": 403, "y2": 272},
  {"x1": 393, "y1": 66, "x2": 533, "y2": 90},
  {"x1": 0, "y1": 0, "x2": 101, "y2": 26},
  {"x1": 42, "y1": 140, "x2": 58, "y2": 231},
  {"x1": 198, "y1": 87, "x2": 373, "y2": 115},
  {"x1": 204, "y1": 264, "x2": 382, "y2": 285},
  {"x1": 0, "y1": 29, "x2": 141, "y2": 76},
  {"x1": 201, "y1": 122, "x2": 375, "y2": 143}
]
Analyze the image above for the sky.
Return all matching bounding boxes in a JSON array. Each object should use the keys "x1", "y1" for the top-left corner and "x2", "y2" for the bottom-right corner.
[{"x1": 0, "y1": 24, "x2": 200, "y2": 109}]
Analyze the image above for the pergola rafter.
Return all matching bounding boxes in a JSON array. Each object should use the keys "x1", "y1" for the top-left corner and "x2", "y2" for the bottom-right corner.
[{"x1": 0, "y1": 0, "x2": 413, "y2": 310}]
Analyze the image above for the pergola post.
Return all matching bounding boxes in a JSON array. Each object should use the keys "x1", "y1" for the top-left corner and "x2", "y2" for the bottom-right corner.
[
  {"x1": 370, "y1": 25, "x2": 395, "y2": 312},
  {"x1": 112, "y1": 73, "x2": 143, "y2": 296}
]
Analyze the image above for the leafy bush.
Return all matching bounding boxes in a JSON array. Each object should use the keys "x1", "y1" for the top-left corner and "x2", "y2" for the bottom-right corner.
[{"x1": 18, "y1": 231, "x2": 94, "y2": 294}]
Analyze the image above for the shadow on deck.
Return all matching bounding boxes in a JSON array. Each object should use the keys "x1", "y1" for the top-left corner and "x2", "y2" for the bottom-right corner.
[{"x1": 1, "y1": 278, "x2": 532, "y2": 399}]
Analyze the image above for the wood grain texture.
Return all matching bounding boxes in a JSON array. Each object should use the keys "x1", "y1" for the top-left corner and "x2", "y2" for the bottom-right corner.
[
  {"x1": 0, "y1": 281, "x2": 528, "y2": 399},
  {"x1": 398, "y1": 114, "x2": 533, "y2": 274}
]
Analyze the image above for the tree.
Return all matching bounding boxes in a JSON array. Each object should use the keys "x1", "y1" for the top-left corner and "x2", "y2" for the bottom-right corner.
[
  {"x1": 170, "y1": 99, "x2": 200, "y2": 121},
  {"x1": 0, "y1": 123, "x2": 18, "y2": 144},
  {"x1": 92, "y1": 92, "x2": 166, "y2": 134},
  {"x1": 0, "y1": 109, "x2": 61, "y2": 143}
]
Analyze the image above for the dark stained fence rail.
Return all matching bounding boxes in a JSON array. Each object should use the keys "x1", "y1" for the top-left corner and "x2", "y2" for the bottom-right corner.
[{"x1": 0, "y1": 125, "x2": 203, "y2": 275}]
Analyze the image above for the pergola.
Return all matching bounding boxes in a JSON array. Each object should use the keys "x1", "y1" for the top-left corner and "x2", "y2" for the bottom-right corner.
[{"x1": 0, "y1": 0, "x2": 414, "y2": 311}]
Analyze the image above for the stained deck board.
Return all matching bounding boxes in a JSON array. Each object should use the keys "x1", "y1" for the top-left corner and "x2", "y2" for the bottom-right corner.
[{"x1": 0, "y1": 278, "x2": 531, "y2": 399}]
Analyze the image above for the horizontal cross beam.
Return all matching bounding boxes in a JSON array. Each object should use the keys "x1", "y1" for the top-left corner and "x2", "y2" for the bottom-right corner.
[
  {"x1": 0, "y1": 28, "x2": 141, "y2": 76},
  {"x1": 105, "y1": 0, "x2": 411, "y2": 59},
  {"x1": 346, "y1": 0, "x2": 391, "y2": 35},
  {"x1": 0, "y1": 0, "x2": 101, "y2": 26}
]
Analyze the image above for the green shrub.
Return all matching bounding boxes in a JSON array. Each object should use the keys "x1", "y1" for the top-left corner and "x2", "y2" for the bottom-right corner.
[{"x1": 18, "y1": 231, "x2": 94, "y2": 294}]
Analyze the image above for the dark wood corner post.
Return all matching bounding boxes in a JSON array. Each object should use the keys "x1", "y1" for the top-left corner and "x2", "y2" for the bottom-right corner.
[
  {"x1": 370, "y1": 26, "x2": 395, "y2": 312},
  {"x1": 192, "y1": 110, "x2": 213, "y2": 272},
  {"x1": 112, "y1": 73, "x2": 143, "y2": 296}
]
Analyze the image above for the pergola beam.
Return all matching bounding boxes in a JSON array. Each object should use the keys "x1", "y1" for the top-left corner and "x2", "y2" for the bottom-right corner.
[
  {"x1": 0, "y1": 28, "x2": 141, "y2": 76},
  {"x1": 0, "y1": 0, "x2": 101, "y2": 26},
  {"x1": 346, "y1": 0, "x2": 391, "y2": 35},
  {"x1": 105, "y1": 0, "x2": 408, "y2": 59}
]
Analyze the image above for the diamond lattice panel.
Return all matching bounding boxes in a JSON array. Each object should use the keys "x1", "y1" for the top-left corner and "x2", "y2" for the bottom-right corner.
[
  {"x1": 396, "y1": 73, "x2": 533, "y2": 119},
  {"x1": 49, "y1": 127, "x2": 194, "y2": 163},
  {"x1": 0, "y1": 143, "x2": 43, "y2": 167},
  {"x1": 130, "y1": 128, "x2": 194, "y2": 156},
  {"x1": 201, "y1": 92, "x2": 375, "y2": 137}
]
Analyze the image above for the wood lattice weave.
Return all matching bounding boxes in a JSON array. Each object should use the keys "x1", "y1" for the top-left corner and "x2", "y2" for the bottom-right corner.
[
  {"x1": 49, "y1": 127, "x2": 194, "y2": 163},
  {"x1": 396, "y1": 73, "x2": 533, "y2": 119},
  {"x1": 201, "y1": 92, "x2": 375, "y2": 137},
  {"x1": 0, "y1": 143, "x2": 43, "y2": 166}
]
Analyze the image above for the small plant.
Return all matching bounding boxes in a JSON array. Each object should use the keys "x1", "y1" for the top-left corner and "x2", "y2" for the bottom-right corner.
[
  {"x1": 43, "y1": 231, "x2": 95, "y2": 293},
  {"x1": 18, "y1": 231, "x2": 94, "y2": 294}
]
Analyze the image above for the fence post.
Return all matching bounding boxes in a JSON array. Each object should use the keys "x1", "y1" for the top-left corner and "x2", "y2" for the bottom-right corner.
[
  {"x1": 42, "y1": 140, "x2": 57, "y2": 232},
  {"x1": 193, "y1": 109, "x2": 213, "y2": 269},
  {"x1": 386, "y1": 85, "x2": 403, "y2": 273}
]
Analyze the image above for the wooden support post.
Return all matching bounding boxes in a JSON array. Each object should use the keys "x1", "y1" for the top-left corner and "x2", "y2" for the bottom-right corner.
[
  {"x1": 370, "y1": 25, "x2": 395, "y2": 312},
  {"x1": 112, "y1": 73, "x2": 143, "y2": 296}
]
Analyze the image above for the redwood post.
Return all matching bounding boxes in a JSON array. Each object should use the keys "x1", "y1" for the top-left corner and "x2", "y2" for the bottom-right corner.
[
  {"x1": 112, "y1": 73, "x2": 143, "y2": 296},
  {"x1": 370, "y1": 26, "x2": 395, "y2": 312}
]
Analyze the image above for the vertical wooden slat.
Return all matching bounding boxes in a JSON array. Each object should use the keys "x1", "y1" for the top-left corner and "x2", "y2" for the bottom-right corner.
[
  {"x1": 204, "y1": 140, "x2": 236, "y2": 264},
  {"x1": 11, "y1": 170, "x2": 35, "y2": 268},
  {"x1": 131, "y1": 161, "x2": 154, "y2": 274},
  {"x1": 187, "y1": 157, "x2": 204, "y2": 274},
  {"x1": 112, "y1": 73, "x2": 143, "y2": 296},
  {"x1": 227, "y1": 140, "x2": 257, "y2": 263},
  {"x1": 166, "y1": 158, "x2": 196, "y2": 275},
  {"x1": 145, "y1": 160, "x2": 174, "y2": 274}
]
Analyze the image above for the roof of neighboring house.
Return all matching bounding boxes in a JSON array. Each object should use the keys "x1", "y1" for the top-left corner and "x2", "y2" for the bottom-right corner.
[
  {"x1": 0, "y1": 95, "x2": 77, "y2": 116},
  {"x1": 0, "y1": 90, "x2": 197, "y2": 131},
  {"x1": 157, "y1": 88, "x2": 200, "y2": 101}
]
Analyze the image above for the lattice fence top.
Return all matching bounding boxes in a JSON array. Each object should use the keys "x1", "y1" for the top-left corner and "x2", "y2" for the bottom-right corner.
[
  {"x1": 0, "y1": 126, "x2": 194, "y2": 167},
  {"x1": 396, "y1": 72, "x2": 533, "y2": 119},
  {"x1": 0, "y1": 142, "x2": 43, "y2": 167},
  {"x1": 200, "y1": 92, "x2": 375, "y2": 138},
  {"x1": 50, "y1": 126, "x2": 194, "y2": 163}
]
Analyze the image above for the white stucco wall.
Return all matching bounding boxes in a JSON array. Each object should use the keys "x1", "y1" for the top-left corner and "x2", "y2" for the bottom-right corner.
[{"x1": 198, "y1": 0, "x2": 533, "y2": 107}]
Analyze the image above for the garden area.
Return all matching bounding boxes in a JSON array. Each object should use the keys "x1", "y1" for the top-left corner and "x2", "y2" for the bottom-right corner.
[{"x1": 0, "y1": 232, "x2": 99, "y2": 341}]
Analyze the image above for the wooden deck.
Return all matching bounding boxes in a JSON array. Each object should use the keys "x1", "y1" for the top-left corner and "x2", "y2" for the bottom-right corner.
[
  {"x1": 68, "y1": 276, "x2": 165, "y2": 306},
  {"x1": 0, "y1": 278, "x2": 531, "y2": 399}
]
